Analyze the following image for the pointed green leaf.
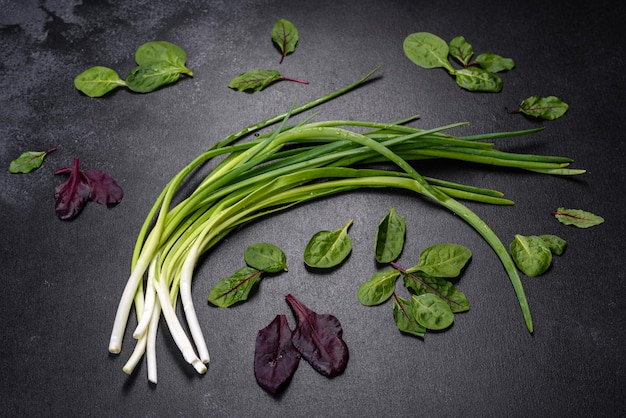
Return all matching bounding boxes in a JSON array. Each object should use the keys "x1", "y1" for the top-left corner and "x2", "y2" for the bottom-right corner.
[
  {"x1": 411, "y1": 293, "x2": 454, "y2": 330},
  {"x1": 473, "y1": 53, "x2": 515, "y2": 73},
  {"x1": 9, "y1": 148, "x2": 56, "y2": 173},
  {"x1": 244, "y1": 242, "x2": 287, "y2": 273},
  {"x1": 408, "y1": 243, "x2": 472, "y2": 278},
  {"x1": 304, "y1": 219, "x2": 353, "y2": 268},
  {"x1": 552, "y1": 208, "x2": 604, "y2": 228},
  {"x1": 125, "y1": 62, "x2": 184, "y2": 93},
  {"x1": 403, "y1": 32, "x2": 455, "y2": 73},
  {"x1": 74, "y1": 66, "x2": 125, "y2": 97},
  {"x1": 357, "y1": 269, "x2": 400, "y2": 306},
  {"x1": 272, "y1": 19, "x2": 299, "y2": 63},
  {"x1": 134, "y1": 41, "x2": 192, "y2": 76},
  {"x1": 509, "y1": 234, "x2": 552, "y2": 277},
  {"x1": 455, "y1": 67, "x2": 502, "y2": 92},
  {"x1": 392, "y1": 295, "x2": 426, "y2": 337},
  {"x1": 517, "y1": 96, "x2": 569, "y2": 120},
  {"x1": 228, "y1": 69, "x2": 284, "y2": 92},
  {"x1": 449, "y1": 36, "x2": 473, "y2": 67},
  {"x1": 374, "y1": 207, "x2": 406, "y2": 263},
  {"x1": 208, "y1": 266, "x2": 262, "y2": 307}
]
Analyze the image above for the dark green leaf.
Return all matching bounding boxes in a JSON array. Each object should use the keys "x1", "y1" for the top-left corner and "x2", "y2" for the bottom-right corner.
[
  {"x1": 303, "y1": 219, "x2": 353, "y2": 268},
  {"x1": 357, "y1": 269, "x2": 400, "y2": 306},
  {"x1": 403, "y1": 32, "x2": 455, "y2": 73},
  {"x1": 392, "y1": 294, "x2": 426, "y2": 337},
  {"x1": 411, "y1": 293, "x2": 454, "y2": 330},
  {"x1": 539, "y1": 234, "x2": 567, "y2": 256},
  {"x1": 374, "y1": 207, "x2": 406, "y2": 263},
  {"x1": 9, "y1": 148, "x2": 55, "y2": 173},
  {"x1": 552, "y1": 207, "x2": 604, "y2": 228},
  {"x1": 473, "y1": 53, "x2": 515, "y2": 73},
  {"x1": 244, "y1": 242, "x2": 287, "y2": 273},
  {"x1": 509, "y1": 234, "x2": 552, "y2": 277},
  {"x1": 74, "y1": 66, "x2": 125, "y2": 97},
  {"x1": 228, "y1": 69, "x2": 284, "y2": 92},
  {"x1": 208, "y1": 266, "x2": 262, "y2": 307},
  {"x1": 403, "y1": 273, "x2": 469, "y2": 313},
  {"x1": 125, "y1": 62, "x2": 185, "y2": 93},
  {"x1": 449, "y1": 36, "x2": 473, "y2": 67},
  {"x1": 517, "y1": 96, "x2": 569, "y2": 120},
  {"x1": 408, "y1": 243, "x2": 472, "y2": 278},
  {"x1": 135, "y1": 41, "x2": 192, "y2": 75},
  {"x1": 272, "y1": 19, "x2": 299, "y2": 64},
  {"x1": 455, "y1": 67, "x2": 502, "y2": 92}
]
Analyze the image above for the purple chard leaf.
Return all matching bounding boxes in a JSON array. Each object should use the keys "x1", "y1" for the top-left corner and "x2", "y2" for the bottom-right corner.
[
  {"x1": 83, "y1": 169, "x2": 124, "y2": 205},
  {"x1": 285, "y1": 294, "x2": 349, "y2": 377},
  {"x1": 254, "y1": 315, "x2": 301, "y2": 394}
]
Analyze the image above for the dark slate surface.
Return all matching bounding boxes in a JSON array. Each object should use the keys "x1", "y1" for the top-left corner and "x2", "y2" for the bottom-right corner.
[{"x1": 1, "y1": 1, "x2": 625, "y2": 417}]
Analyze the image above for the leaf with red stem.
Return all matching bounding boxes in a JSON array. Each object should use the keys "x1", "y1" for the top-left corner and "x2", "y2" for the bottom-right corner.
[
  {"x1": 228, "y1": 69, "x2": 308, "y2": 92},
  {"x1": 9, "y1": 147, "x2": 57, "y2": 173},
  {"x1": 285, "y1": 294, "x2": 348, "y2": 377},
  {"x1": 552, "y1": 207, "x2": 604, "y2": 228},
  {"x1": 271, "y1": 19, "x2": 299, "y2": 64},
  {"x1": 254, "y1": 315, "x2": 301, "y2": 394}
]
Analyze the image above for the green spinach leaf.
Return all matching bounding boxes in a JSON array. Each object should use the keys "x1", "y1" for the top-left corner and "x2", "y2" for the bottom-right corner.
[
  {"x1": 392, "y1": 294, "x2": 426, "y2": 337},
  {"x1": 455, "y1": 67, "x2": 502, "y2": 92},
  {"x1": 449, "y1": 36, "x2": 473, "y2": 67},
  {"x1": 304, "y1": 219, "x2": 353, "y2": 268},
  {"x1": 403, "y1": 32, "x2": 455, "y2": 73},
  {"x1": 509, "y1": 234, "x2": 552, "y2": 277},
  {"x1": 412, "y1": 293, "x2": 454, "y2": 330},
  {"x1": 74, "y1": 66, "x2": 126, "y2": 97},
  {"x1": 539, "y1": 234, "x2": 567, "y2": 256},
  {"x1": 357, "y1": 269, "x2": 400, "y2": 306},
  {"x1": 407, "y1": 243, "x2": 472, "y2": 278},
  {"x1": 244, "y1": 242, "x2": 287, "y2": 273},
  {"x1": 135, "y1": 41, "x2": 192, "y2": 75},
  {"x1": 374, "y1": 207, "x2": 406, "y2": 263},
  {"x1": 473, "y1": 53, "x2": 515, "y2": 73},
  {"x1": 403, "y1": 273, "x2": 470, "y2": 313},
  {"x1": 125, "y1": 62, "x2": 186, "y2": 93}
]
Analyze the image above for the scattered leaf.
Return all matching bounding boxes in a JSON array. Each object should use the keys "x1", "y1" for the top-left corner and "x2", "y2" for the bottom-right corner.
[
  {"x1": 74, "y1": 66, "x2": 126, "y2": 97},
  {"x1": 552, "y1": 208, "x2": 604, "y2": 228},
  {"x1": 509, "y1": 234, "x2": 552, "y2": 277},
  {"x1": 304, "y1": 219, "x2": 353, "y2": 268},
  {"x1": 228, "y1": 69, "x2": 308, "y2": 92},
  {"x1": 357, "y1": 269, "x2": 400, "y2": 306},
  {"x1": 514, "y1": 96, "x2": 569, "y2": 120},
  {"x1": 473, "y1": 53, "x2": 515, "y2": 73},
  {"x1": 272, "y1": 19, "x2": 299, "y2": 64},
  {"x1": 9, "y1": 148, "x2": 56, "y2": 173},
  {"x1": 208, "y1": 266, "x2": 262, "y2": 307}
]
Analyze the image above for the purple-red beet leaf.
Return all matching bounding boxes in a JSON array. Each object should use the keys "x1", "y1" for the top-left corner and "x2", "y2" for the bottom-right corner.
[
  {"x1": 54, "y1": 157, "x2": 123, "y2": 220},
  {"x1": 285, "y1": 294, "x2": 349, "y2": 377},
  {"x1": 254, "y1": 314, "x2": 300, "y2": 394}
]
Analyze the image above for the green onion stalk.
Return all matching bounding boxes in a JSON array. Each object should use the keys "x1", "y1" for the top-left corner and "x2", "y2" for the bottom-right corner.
[{"x1": 107, "y1": 67, "x2": 584, "y2": 383}]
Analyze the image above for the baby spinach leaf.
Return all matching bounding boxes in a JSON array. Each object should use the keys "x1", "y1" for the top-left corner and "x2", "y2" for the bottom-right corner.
[
  {"x1": 509, "y1": 234, "x2": 552, "y2": 277},
  {"x1": 74, "y1": 66, "x2": 126, "y2": 97},
  {"x1": 374, "y1": 207, "x2": 406, "y2": 263},
  {"x1": 412, "y1": 293, "x2": 455, "y2": 331},
  {"x1": 228, "y1": 69, "x2": 308, "y2": 92},
  {"x1": 403, "y1": 273, "x2": 470, "y2": 313},
  {"x1": 539, "y1": 234, "x2": 567, "y2": 256},
  {"x1": 9, "y1": 148, "x2": 56, "y2": 173},
  {"x1": 357, "y1": 269, "x2": 400, "y2": 306},
  {"x1": 244, "y1": 242, "x2": 287, "y2": 273},
  {"x1": 449, "y1": 36, "x2": 473, "y2": 67},
  {"x1": 403, "y1": 32, "x2": 455, "y2": 73},
  {"x1": 407, "y1": 243, "x2": 472, "y2": 278},
  {"x1": 552, "y1": 207, "x2": 604, "y2": 228},
  {"x1": 286, "y1": 294, "x2": 349, "y2": 377},
  {"x1": 455, "y1": 67, "x2": 503, "y2": 92},
  {"x1": 272, "y1": 19, "x2": 299, "y2": 64},
  {"x1": 473, "y1": 53, "x2": 515, "y2": 73},
  {"x1": 304, "y1": 219, "x2": 353, "y2": 268},
  {"x1": 392, "y1": 294, "x2": 426, "y2": 337},
  {"x1": 54, "y1": 157, "x2": 123, "y2": 220},
  {"x1": 125, "y1": 62, "x2": 186, "y2": 93},
  {"x1": 514, "y1": 96, "x2": 569, "y2": 120},
  {"x1": 208, "y1": 266, "x2": 262, "y2": 307},
  {"x1": 135, "y1": 41, "x2": 192, "y2": 75},
  {"x1": 254, "y1": 314, "x2": 301, "y2": 394}
]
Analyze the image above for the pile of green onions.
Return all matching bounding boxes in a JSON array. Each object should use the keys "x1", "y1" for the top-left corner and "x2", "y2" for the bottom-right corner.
[{"x1": 108, "y1": 67, "x2": 584, "y2": 383}]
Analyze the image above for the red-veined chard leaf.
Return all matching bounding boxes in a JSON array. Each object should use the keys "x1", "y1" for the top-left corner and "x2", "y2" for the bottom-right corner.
[
  {"x1": 392, "y1": 293, "x2": 426, "y2": 337},
  {"x1": 54, "y1": 157, "x2": 123, "y2": 220},
  {"x1": 285, "y1": 294, "x2": 349, "y2": 377},
  {"x1": 254, "y1": 314, "x2": 301, "y2": 394},
  {"x1": 271, "y1": 19, "x2": 299, "y2": 64},
  {"x1": 402, "y1": 272, "x2": 470, "y2": 313},
  {"x1": 551, "y1": 207, "x2": 604, "y2": 228},
  {"x1": 473, "y1": 53, "x2": 515, "y2": 73},
  {"x1": 514, "y1": 96, "x2": 569, "y2": 120},
  {"x1": 449, "y1": 36, "x2": 473, "y2": 67},
  {"x1": 208, "y1": 266, "x2": 262, "y2": 307},
  {"x1": 228, "y1": 69, "x2": 308, "y2": 92},
  {"x1": 9, "y1": 148, "x2": 56, "y2": 173}
]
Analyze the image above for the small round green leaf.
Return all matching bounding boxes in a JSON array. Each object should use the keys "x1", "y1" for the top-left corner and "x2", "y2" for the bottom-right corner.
[
  {"x1": 244, "y1": 242, "x2": 287, "y2": 273},
  {"x1": 509, "y1": 234, "x2": 552, "y2": 277},
  {"x1": 403, "y1": 32, "x2": 454, "y2": 73},
  {"x1": 304, "y1": 220, "x2": 353, "y2": 268}
]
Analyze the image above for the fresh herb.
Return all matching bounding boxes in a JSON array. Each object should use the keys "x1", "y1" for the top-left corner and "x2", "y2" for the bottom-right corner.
[
  {"x1": 228, "y1": 69, "x2": 308, "y2": 92},
  {"x1": 509, "y1": 233, "x2": 567, "y2": 277},
  {"x1": 54, "y1": 157, "x2": 123, "y2": 220},
  {"x1": 551, "y1": 207, "x2": 604, "y2": 228},
  {"x1": 303, "y1": 219, "x2": 353, "y2": 268},
  {"x1": 403, "y1": 32, "x2": 514, "y2": 92},
  {"x1": 374, "y1": 207, "x2": 406, "y2": 263},
  {"x1": 411, "y1": 293, "x2": 455, "y2": 330},
  {"x1": 392, "y1": 293, "x2": 426, "y2": 337},
  {"x1": 208, "y1": 243, "x2": 287, "y2": 307},
  {"x1": 254, "y1": 314, "x2": 300, "y2": 394},
  {"x1": 511, "y1": 96, "x2": 569, "y2": 120},
  {"x1": 9, "y1": 147, "x2": 56, "y2": 173},
  {"x1": 74, "y1": 41, "x2": 192, "y2": 97},
  {"x1": 357, "y1": 269, "x2": 401, "y2": 306},
  {"x1": 272, "y1": 19, "x2": 299, "y2": 64},
  {"x1": 286, "y1": 294, "x2": 349, "y2": 377},
  {"x1": 108, "y1": 68, "x2": 585, "y2": 382},
  {"x1": 405, "y1": 243, "x2": 472, "y2": 278}
]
